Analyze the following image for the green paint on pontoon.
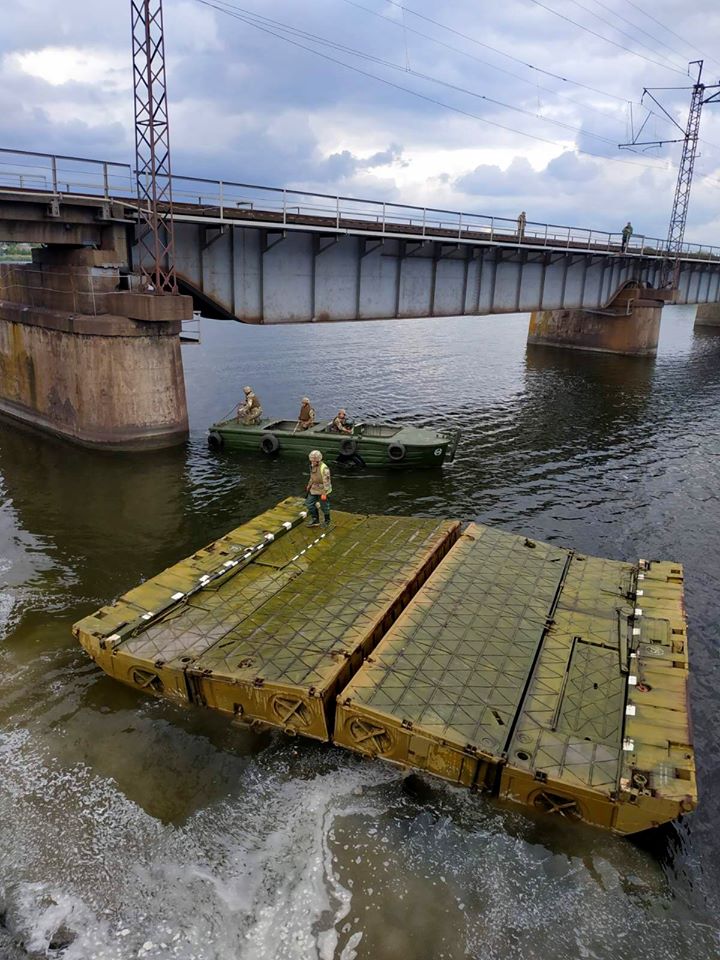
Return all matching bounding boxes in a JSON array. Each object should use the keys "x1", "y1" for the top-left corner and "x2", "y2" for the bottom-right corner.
[{"x1": 207, "y1": 417, "x2": 460, "y2": 467}]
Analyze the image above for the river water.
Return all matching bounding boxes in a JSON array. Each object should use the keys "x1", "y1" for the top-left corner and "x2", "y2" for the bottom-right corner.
[{"x1": 1, "y1": 308, "x2": 719, "y2": 960}]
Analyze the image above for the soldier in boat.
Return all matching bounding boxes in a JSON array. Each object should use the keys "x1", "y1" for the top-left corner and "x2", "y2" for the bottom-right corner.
[
  {"x1": 296, "y1": 397, "x2": 316, "y2": 431},
  {"x1": 305, "y1": 450, "x2": 332, "y2": 527},
  {"x1": 236, "y1": 386, "x2": 263, "y2": 425},
  {"x1": 328, "y1": 408, "x2": 352, "y2": 434}
]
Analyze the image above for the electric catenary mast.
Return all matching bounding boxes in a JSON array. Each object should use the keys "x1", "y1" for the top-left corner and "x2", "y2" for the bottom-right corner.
[
  {"x1": 621, "y1": 61, "x2": 720, "y2": 289},
  {"x1": 131, "y1": 0, "x2": 178, "y2": 294}
]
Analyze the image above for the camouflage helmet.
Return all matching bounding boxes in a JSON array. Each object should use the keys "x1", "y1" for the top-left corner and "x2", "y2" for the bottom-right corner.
[
  {"x1": 243, "y1": 385, "x2": 252, "y2": 394},
  {"x1": 308, "y1": 450, "x2": 323, "y2": 461}
]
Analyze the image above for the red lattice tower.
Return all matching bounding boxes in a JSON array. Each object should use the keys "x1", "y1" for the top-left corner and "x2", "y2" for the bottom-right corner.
[{"x1": 131, "y1": 0, "x2": 177, "y2": 294}]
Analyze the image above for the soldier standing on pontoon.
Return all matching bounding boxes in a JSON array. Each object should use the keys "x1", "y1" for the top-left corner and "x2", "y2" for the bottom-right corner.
[
  {"x1": 236, "y1": 386, "x2": 263, "y2": 425},
  {"x1": 305, "y1": 450, "x2": 332, "y2": 528}
]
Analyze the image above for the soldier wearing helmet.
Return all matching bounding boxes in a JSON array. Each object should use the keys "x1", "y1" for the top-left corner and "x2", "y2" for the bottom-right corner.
[
  {"x1": 305, "y1": 450, "x2": 332, "y2": 527},
  {"x1": 329, "y1": 408, "x2": 352, "y2": 434},
  {"x1": 236, "y1": 385, "x2": 263, "y2": 425},
  {"x1": 296, "y1": 396, "x2": 316, "y2": 431}
]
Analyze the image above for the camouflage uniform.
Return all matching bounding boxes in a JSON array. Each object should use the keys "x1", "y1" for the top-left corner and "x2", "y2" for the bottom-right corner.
[
  {"x1": 297, "y1": 401, "x2": 315, "y2": 431},
  {"x1": 621, "y1": 222, "x2": 633, "y2": 252},
  {"x1": 237, "y1": 391, "x2": 263, "y2": 425},
  {"x1": 329, "y1": 412, "x2": 350, "y2": 434},
  {"x1": 306, "y1": 454, "x2": 332, "y2": 525},
  {"x1": 517, "y1": 210, "x2": 527, "y2": 240}
]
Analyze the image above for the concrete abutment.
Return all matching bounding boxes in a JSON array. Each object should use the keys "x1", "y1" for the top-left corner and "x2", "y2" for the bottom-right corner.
[
  {"x1": 0, "y1": 242, "x2": 192, "y2": 450},
  {"x1": 527, "y1": 283, "x2": 668, "y2": 357}
]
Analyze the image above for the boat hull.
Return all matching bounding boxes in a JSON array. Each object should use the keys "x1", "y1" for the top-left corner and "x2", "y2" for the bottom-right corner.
[{"x1": 208, "y1": 418, "x2": 458, "y2": 467}]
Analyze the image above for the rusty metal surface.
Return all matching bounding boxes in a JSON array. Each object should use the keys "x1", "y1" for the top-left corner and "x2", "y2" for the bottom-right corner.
[{"x1": 131, "y1": 0, "x2": 178, "y2": 294}]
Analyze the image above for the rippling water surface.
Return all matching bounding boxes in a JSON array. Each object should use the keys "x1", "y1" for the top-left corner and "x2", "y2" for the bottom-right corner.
[{"x1": 1, "y1": 308, "x2": 719, "y2": 960}]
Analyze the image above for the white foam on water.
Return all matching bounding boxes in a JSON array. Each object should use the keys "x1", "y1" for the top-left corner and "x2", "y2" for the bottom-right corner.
[
  {"x1": 0, "y1": 567, "x2": 16, "y2": 638},
  {"x1": 14, "y1": 883, "x2": 119, "y2": 960},
  {"x1": 2, "y1": 722, "x2": 719, "y2": 960},
  {"x1": 0, "y1": 729, "x2": 392, "y2": 960}
]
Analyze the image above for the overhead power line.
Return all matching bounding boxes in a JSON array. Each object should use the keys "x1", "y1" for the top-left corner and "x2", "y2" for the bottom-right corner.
[
  {"x1": 581, "y1": 0, "x2": 701, "y2": 66},
  {"x1": 202, "y1": 0, "x2": 623, "y2": 147},
  {"x1": 526, "y1": 0, "x2": 688, "y2": 76},
  {"x1": 561, "y1": 0, "x2": 687, "y2": 73},
  {"x1": 352, "y1": 0, "x2": 638, "y2": 106},
  {"x1": 342, "y1": 0, "x2": 714, "y2": 147},
  {"x1": 348, "y1": 0, "x2": 719, "y2": 152},
  {"x1": 624, "y1": 0, "x2": 720, "y2": 75},
  {"x1": 194, "y1": 0, "x2": 720, "y2": 188}
]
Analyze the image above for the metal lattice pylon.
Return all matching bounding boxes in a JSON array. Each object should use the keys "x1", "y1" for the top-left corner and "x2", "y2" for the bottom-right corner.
[
  {"x1": 621, "y1": 60, "x2": 720, "y2": 291},
  {"x1": 662, "y1": 63, "x2": 705, "y2": 288},
  {"x1": 131, "y1": 0, "x2": 177, "y2": 294}
]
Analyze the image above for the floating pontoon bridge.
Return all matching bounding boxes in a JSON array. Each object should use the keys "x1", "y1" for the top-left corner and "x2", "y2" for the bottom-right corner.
[{"x1": 74, "y1": 498, "x2": 696, "y2": 834}]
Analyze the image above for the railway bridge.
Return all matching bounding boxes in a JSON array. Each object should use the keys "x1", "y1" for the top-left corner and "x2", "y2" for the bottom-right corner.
[{"x1": 1, "y1": 149, "x2": 720, "y2": 448}]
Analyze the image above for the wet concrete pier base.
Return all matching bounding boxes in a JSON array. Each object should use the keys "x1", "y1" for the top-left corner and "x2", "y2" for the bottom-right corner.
[
  {"x1": 0, "y1": 244, "x2": 192, "y2": 450},
  {"x1": 527, "y1": 283, "x2": 666, "y2": 357},
  {"x1": 694, "y1": 302, "x2": 720, "y2": 327}
]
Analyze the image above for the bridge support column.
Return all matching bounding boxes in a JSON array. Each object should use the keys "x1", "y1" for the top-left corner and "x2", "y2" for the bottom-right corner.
[
  {"x1": 527, "y1": 284, "x2": 666, "y2": 357},
  {"x1": 0, "y1": 243, "x2": 192, "y2": 449},
  {"x1": 694, "y1": 302, "x2": 720, "y2": 327}
]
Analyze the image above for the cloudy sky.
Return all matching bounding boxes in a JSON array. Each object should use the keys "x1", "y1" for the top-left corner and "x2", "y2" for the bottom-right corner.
[{"x1": 2, "y1": 0, "x2": 720, "y2": 242}]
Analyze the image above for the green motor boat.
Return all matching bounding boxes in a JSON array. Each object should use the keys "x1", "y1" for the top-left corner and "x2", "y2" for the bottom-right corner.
[{"x1": 207, "y1": 417, "x2": 460, "y2": 467}]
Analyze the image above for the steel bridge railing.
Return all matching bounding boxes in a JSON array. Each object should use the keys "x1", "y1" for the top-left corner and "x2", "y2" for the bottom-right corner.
[
  {"x1": 0, "y1": 148, "x2": 134, "y2": 199},
  {"x1": 1, "y1": 147, "x2": 720, "y2": 262},
  {"x1": 164, "y1": 173, "x2": 720, "y2": 262}
]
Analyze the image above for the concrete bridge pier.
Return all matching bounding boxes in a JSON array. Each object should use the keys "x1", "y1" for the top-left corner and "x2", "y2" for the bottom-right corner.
[
  {"x1": 527, "y1": 282, "x2": 669, "y2": 357},
  {"x1": 0, "y1": 233, "x2": 192, "y2": 449},
  {"x1": 694, "y1": 302, "x2": 720, "y2": 327}
]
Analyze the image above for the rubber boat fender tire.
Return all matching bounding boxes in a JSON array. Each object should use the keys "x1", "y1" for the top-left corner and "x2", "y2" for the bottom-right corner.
[
  {"x1": 208, "y1": 431, "x2": 224, "y2": 450},
  {"x1": 340, "y1": 437, "x2": 358, "y2": 456},
  {"x1": 387, "y1": 441, "x2": 406, "y2": 462},
  {"x1": 260, "y1": 433, "x2": 280, "y2": 454}
]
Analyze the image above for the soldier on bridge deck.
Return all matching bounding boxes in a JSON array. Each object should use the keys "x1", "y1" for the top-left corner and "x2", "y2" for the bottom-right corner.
[
  {"x1": 517, "y1": 210, "x2": 527, "y2": 241},
  {"x1": 621, "y1": 221, "x2": 633, "y2": 252}
]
